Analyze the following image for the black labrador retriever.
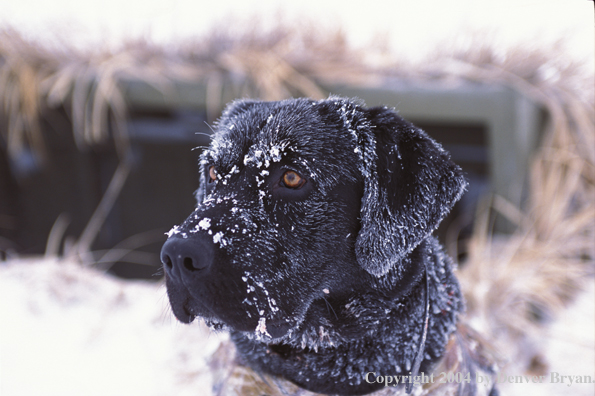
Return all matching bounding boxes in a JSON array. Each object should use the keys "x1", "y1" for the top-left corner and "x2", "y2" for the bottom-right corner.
[{"x1": 161, "y1": 97, "x2": 498, "y2": 396}]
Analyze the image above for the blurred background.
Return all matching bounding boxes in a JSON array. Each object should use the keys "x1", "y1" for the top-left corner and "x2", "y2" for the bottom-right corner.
[{"x1": 0, "y1": 1, "x2": 593, "y2": 395}]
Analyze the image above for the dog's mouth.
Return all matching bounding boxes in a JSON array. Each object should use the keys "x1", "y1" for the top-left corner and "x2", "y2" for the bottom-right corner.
[
  {"x1": 170, "y1": 298, "x2": 232, "y2": 333},
  {"x1": 165, "y1": 278, "x2": 226, "y2": 327},
  {"x1": 168, "y1": 288, "x2": 302, "y2": 340},
  {"x1": 177, "y1": 302, "x2": 196, "y2": 324},
  {"x1": 249, "y1": 316, "x2": 297, "y2": 340},
  {"x1": 195, "y1": 303, "x2": 298, "y2": 340},
  {"x1": 169, "y1": 296, "x2": 211, "y2": 324}
]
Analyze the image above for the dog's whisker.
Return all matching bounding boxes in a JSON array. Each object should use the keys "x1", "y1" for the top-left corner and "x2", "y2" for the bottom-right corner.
[
  {"x1": 195, "y1": 131, "x2": 213, "y2": 138},
  {"x1": 202, "y1": 121, "x2": 216, "y2": 136},
  {"x1": 322, "y1": 296, "x2": 338, "y2": 321}
]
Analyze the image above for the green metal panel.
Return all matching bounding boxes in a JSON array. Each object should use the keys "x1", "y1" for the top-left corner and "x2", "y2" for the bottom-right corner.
[{"x1": 121, "y1": 79, "x2": 545, "y2": 212}]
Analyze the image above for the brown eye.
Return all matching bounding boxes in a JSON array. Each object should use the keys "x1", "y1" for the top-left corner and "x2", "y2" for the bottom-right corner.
[
  {"x1": 282, "y1": 170, "x2": 306, "y2": 189},
  {"x1": 208, "y1": 166, "x2": 217, "y2": 182}
]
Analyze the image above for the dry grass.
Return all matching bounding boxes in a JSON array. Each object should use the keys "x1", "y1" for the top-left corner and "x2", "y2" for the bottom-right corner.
[
  {"x1": 436, "y1": 38, "x2": 595, "y2": 372},
  {"x1": 0, "y1": 22, "x2": 382, "y2": 161},
  {"x1": 1, "y1": 23, "x2": 593, "y2": 372}
]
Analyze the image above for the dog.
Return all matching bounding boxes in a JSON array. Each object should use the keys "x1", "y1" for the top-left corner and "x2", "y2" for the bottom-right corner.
[{"x1": 160, "y1": 97, "x2": 498, "y2": 395}]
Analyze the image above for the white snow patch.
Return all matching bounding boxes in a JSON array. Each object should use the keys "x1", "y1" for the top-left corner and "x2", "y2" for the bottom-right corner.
[
  {"x1": 212, "y1": 231, "x2": 227, "y2": 246},
  {"x1": 0, "y1": 257, "x2": 226, "y2": 396},
  {"x1": 166, "y1": 225, "x2": 181, "y2": 237},
  {"x1": 255, "y1": 317, "x2": 271, "y2": 338},
  {"x1": 270, "y1": 146, "x2": 282, "y2": 162},
  {"x1": 197, "y1": 217, "x2": 211, "y2": 230}
]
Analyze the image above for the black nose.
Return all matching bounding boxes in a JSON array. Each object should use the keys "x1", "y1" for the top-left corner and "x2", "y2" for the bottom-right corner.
[{"x1": 161, "y1": 236, "x2": 214, "y2": 281}]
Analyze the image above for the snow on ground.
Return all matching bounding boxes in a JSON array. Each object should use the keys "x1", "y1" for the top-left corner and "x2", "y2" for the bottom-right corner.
[
  {"x1": 0, "y1": 258, "x2": 593, "y2": 396},
  {"x1": 0, "y1": 258, "x2": 226, "y2": 396}
]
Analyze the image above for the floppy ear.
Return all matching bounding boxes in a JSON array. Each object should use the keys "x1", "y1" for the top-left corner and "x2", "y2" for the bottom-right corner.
[{"x1": 355, "y1": 106, "x2": 467, "y2": 277}]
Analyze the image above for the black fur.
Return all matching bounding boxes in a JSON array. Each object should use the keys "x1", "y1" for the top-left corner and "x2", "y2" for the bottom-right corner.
[{"x1": 161, "y1": 97, "x2": 468, "y2": 395}]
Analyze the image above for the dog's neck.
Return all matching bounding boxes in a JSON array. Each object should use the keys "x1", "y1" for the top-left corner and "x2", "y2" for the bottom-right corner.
[{"x1": 231, "y1": 238, "x2": 463, "y2": 395}]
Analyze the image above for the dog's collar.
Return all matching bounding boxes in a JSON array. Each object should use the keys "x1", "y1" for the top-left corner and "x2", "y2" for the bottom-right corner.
[{"x1": 407, "y1": 263, "x2": 430, "y2": 394}]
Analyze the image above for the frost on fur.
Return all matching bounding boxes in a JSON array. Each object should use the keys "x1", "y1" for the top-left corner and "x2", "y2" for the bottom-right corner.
[
  {"x1": 354, "y1": 110, "x2": 467, "y2": 277},
  {"x1": 161, "y1": 97, "x2": 478, "y2": 396}
]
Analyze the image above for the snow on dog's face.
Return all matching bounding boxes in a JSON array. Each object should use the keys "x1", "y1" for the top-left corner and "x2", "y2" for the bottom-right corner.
[
  {"x1": 161, "y1": 98, "x2": 366, "y2": 339},
  {"x1": 161, "y1": 97, "x2": 466, "y2": 343}
]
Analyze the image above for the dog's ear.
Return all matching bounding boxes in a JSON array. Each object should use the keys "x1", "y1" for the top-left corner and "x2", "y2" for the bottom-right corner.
[{"x1": 355, "y1": 106, "x2": 467, "y2": 277}]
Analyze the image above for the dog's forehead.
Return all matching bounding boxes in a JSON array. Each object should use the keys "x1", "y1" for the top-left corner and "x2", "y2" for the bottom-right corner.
[{"x1": 205, "y1": 99, "x2": 361, "y2": 175}]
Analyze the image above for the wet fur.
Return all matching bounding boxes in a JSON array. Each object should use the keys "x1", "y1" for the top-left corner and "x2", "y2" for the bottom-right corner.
[{"x1": 161, "y1": 97, "x2": 468, "y2": 395}]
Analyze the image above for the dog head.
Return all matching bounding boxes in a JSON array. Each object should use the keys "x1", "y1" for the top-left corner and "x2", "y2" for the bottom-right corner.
[{"x1": 161, "y1": 97, "x2": 466, "y2": 343}]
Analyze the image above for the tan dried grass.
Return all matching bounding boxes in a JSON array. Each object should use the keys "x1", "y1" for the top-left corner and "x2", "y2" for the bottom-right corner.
[
  {"x1": 1, "y1": 23, "x2": 381, "y2": 162},
  {"x1": 436, "y1": 39, "x2": 595, "y2": 371}
]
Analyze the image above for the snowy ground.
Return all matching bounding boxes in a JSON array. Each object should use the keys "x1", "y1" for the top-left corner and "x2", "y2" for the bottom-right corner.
[
  {"x1": 0, "y1": 258, "x2": 225, "y2": 396},
  {"x1": 0, "y1": 258, "x2": 593, "y2": 396}
]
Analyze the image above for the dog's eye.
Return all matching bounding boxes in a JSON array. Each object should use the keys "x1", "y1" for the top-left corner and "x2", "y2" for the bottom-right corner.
[
  {"x1": 281, "y1": 170, "x2": 306, "y2": 189},
  {"x1": 208, "y1": 166, "x2": 217, "y2": 182}
]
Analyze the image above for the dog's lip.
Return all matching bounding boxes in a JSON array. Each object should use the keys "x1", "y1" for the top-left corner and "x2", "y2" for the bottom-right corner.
[
  {"x1": 168, "y1": 299, "x2": 196, "y2": 324},
  {"x1": 167, "y1": 277, "x2": 304, "y2": 336},
  {"x1": 170, "y1": 294, "x2": 218, "y2": 325},
  {"x1": 178, "y1": 304, "x2": 197, "y2": 324},
  {"x1": 183, "y1": 299, "x2": 221, "y2": 323},
  {"x1": 259, "y1": 318, "x2": 295, "y2": 339}
]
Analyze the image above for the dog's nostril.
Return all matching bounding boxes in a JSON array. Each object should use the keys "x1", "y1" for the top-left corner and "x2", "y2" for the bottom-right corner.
[
  {"x1": 162, "y1": 254, "x2": 173, "y2": 269},
  {"x1": 183, "y1": 257, "x2": 198, "y2": 271}
]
